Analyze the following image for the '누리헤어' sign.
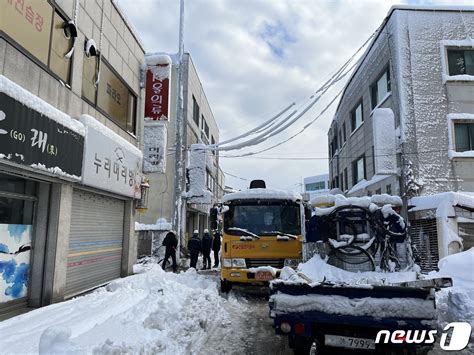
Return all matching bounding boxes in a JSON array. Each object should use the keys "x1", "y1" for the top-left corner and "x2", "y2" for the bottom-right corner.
[
  {"x1": 0, "y1": 93, "x2": 84, "y2": 179},
  {"x1": 80, "y1": 115, "x2": 143, "y2": 199},
  {"x1": 144, "y1": 64, "x2": 171, "y2": 121}
]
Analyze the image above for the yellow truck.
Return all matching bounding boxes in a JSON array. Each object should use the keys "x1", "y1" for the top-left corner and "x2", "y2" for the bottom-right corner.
[{"x1": 214, "y1": 180, "x2": 310, "y2": 292}]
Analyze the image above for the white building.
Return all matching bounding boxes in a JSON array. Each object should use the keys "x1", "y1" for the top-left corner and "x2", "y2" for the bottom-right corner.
[{"x1": 303, "y1": 174, "x2": 330, "y2": 200}]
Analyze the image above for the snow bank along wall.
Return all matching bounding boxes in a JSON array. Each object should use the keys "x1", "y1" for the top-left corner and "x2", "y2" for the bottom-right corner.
[
  {"x1": 327, "y1": 6, "x2": 474, "y2": 271},
  {"x1": 0, "y1": 0, "x2": 146, "y2": 318}
]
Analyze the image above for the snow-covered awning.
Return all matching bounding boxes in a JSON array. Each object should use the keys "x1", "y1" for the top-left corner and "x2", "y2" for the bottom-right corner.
[
  {"x1": 135, "y1": 218, "x2": 172, "y2": 231},
  {"x1": 222, "y1": 188, "x2": 302, "y2": 203},
  {"x1": 409, "y1": 192, "x2": 474, "y2": 214}
]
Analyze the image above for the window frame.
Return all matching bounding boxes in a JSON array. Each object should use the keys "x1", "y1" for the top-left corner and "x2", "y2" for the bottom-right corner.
[
  {"x1": 352, "y1": 155, "x2": 366, "y2": 185},
  {"x1": 192, "y1": 95, "x2": 200, "y2": 126},
  {"x1": 81, "y1": 56, "x2": 138, "y2": 135},
  {"x1": 350, "y1": 101, "x2": 364, "y2": 133},
  {"x1": 1, "y1": 2, "x2": 74, "y2": 86},
  {"x1": 446, "y1": 48, "x2": 474, "y2": 76},
  {"x1": 454, "y1": 122, "x2": 474, "y2": 152},
  {"x1": 370, "y1": 67, "x2": 391, "y2": 110}
]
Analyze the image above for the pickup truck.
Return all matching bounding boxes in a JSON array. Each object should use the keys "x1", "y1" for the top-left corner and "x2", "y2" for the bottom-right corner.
[{"x1": 269, "y1": 268, "x2": 450, "y2": 354}]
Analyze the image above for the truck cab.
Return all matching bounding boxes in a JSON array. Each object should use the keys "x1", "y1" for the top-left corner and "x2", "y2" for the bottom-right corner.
[{"x1": 217, "y1": 181, "x2": 307, "y2": 292}]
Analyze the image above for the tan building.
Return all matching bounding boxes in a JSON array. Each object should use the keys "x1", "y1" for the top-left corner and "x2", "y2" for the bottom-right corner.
[
  {"x1": 0, "y1": 0, "x2": 145, "y2": 318},
  {"x1": 139, "y1": 53, "x2": 224, "y2": 248}
]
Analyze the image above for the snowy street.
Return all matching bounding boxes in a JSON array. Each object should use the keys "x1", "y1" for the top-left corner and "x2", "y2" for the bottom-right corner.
[{"x1": 0, "y1": 263, "x2": 290, "y2": 355}]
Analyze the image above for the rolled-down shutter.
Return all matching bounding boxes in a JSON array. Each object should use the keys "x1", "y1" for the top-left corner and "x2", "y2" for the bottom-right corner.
[
  {"x1": 66, "y1": 189, "x2": 124, "y2": 297},
  {"x1": 459, "y1": 223, "x2": 474, "y2": 251}
]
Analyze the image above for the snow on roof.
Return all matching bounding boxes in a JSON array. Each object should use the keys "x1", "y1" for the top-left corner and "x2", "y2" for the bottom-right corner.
[
  {"x1": 79, "y1": 115, "x2": 142, "y2": 158},
  {"x1": 0, "y1": 75, "x2": 85, "y2": 136},
  {"x1": 135, "y1": 218, "x2": 172, "y2": 231},
  {"x1": 222, "y1": 188, "x2": 302, "y2": 203},
  {"x1": 347, "y1": 174, "x2": 392, "y2": 195},
  {"x1": 409, "y1": 192, "x2": 474, "y2": 212},
  {"x1": 145, "y1": 54, "x2": 172, "y2": 66},
  {"x1": 311, "y1": 193, "x2": 402, "y2": 209},
  {"x1": 388, "y1": 4, "x2": 474, "y2": 14}
]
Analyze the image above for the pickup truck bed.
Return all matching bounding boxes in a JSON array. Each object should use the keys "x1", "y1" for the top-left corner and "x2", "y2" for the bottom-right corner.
[{"x1": 269, "y1": 279, "x2": 444, "y2": 355}]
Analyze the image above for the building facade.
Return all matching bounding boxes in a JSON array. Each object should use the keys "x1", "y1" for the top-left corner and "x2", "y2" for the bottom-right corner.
[
  {"x1": 140, "y1": 53, "x2": 224, "y2": 247},
  {"x1": 0, "y1": 0, "x2": 145, "y2": 318},
  {"x1": 328, "y1": 5, "x2": 474, "y2": 264},
  {"x1": 303, "y1": 174, "x2": 330, "y2": 200}
]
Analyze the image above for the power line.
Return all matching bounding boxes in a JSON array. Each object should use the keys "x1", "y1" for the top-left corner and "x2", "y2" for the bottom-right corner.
[
  {"x1": 220, "y1": 148, "x2": 453, "y2": 161},
  {"x1": 222, "y1": 170, "x2": 249, "y2": 181}
]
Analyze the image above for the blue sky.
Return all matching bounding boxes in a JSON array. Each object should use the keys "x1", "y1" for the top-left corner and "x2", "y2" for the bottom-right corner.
[{"x1": 119, "y1": 0, "x2": 473, "y2": 191}]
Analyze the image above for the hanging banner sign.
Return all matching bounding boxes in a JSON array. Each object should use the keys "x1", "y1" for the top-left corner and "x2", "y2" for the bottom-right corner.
[
  {"x1": 143, "y1": 120, "x2": 167, "y2": 173},
  {"x1": 0, "y1": 93, "x2": 84, "y2": 179},
  {"x1": 144, "y1": 64, "x2": 171, "y2": 121}
]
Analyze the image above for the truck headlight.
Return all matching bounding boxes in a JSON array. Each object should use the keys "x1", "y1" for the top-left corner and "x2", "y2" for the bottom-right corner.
[
  {"x1": 231, "y1": 258, "x2": 246, "y2": 268},
  {"x1": 223, "y1": 258, "x2": 232, "y2": 268},
  {"x1": 284, "y1": 259, "x2": 301, "y2": 268}
]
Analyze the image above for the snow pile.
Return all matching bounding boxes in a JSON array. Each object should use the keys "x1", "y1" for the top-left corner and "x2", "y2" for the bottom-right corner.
[
  {"x1": 30, "y1": 163, "x2": 81, "y2": 181},
  {"x1": 0, "y1": 75, "x2": 85, "y2": 136},
  {"x1": 295, "y1": 254, "x2": 418, "y2": 286},
  {"x1": 145, "y1": 54, "x2": 172, "y2": 83},
  {"x1": 248, "y1": 266, "x2": 279, "y2": 276},
  {"x1": 135, "y1": 218, "x2": 172, "y2": 231},
  {"x1": 311, "y1": 194, "x2": 402, "y2": 211},
  {"x1": 186, "y1": 144, "x2": 212, "y2": 204},
  {"x1": 347, "y1": 174, "x2": 392, "y2": 195},
  {"x1": 428, "y1": 249, "x2": 474, "y2": 342},
  {"x1": 0, "y1": 266, "x2": 230, "y2": 354}
]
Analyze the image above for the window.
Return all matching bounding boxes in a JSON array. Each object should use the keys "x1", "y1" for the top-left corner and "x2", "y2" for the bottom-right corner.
[
  {"x1": 82, "y1": 57, "x2": 137, "y2": 134},
  {"x1": 192, "y1": 96, "x2": 200, "y2": 125},
  {"x1": 371, "y1": 68, "x2": 391, "y2": 109},
  {"x1": 386, "y1": 184, "x2": 392, "y2": 195},
  {"x1": 335, "y1": 176, "x2": 339, "y2": 188},
  {"x1": 338, "y1": 130, "x2": 343, "y2": 148},
  {"x1": 339, "y1": 173, "x2": 343, "y2": 190},
  {"x1": 305, "y1": 181, "x2": 326, "y2": 191},
  {"x1": 344, "y1": 168, "x2": 348, "y2": 190},
  {"x1": 447, "y1": 49, "x2": 474, "y2": 76},
  {"x1": 1, "y1": 3, "x2": 73, "y2": 83},
  {"x1": 202, "y1": 116, "x2": 210, "y2": 138},
  {"x1": 351, "y1": 102, "x2": 363, "y2": 132},
  {"x1": 352, "y1": 155, "x2": 365, "y2": 185},
  {"x1": 342, "y1": 122, "x2": 347, "y2": 143},
  {"x1": 454, "y1": 122, "x2": 474, "y2": 152}
]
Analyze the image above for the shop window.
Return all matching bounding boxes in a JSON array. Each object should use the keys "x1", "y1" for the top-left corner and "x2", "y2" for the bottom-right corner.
[
  {"x1": 82, "y1": 57, "x2": 137, "y2": 134},
  {"x1": 1, "y1": 3, "x2": 73, "y2": 84},
  {"x1": 371, "y1": 68, "x2": 391, "y2": 109},
  {"x1": 447, "y1": 49, "x2": 474, "y2": 76},
  {"x1": 351, "y1": 101, "x2": 363, "y2": 132},
  {"x1": 454, "y1": 122, "x2": 474, "y2": 152}
]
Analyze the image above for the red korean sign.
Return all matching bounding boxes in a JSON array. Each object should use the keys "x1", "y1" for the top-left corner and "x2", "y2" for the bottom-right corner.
[{"x1": 144, "y1": 66, "x2": 170, "y2": 121}]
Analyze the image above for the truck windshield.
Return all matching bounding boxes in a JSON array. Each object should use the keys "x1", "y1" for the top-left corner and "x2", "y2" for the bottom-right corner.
[{"x1": 224, "y1": 202, "x2": 301, "y2": 236}]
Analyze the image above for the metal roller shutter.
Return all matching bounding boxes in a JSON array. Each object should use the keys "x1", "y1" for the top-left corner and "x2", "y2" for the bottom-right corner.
[
  {"x1": 459, "y1": 223, "x2": 474, "y2": 251},
  {"x1": 66, "y1": 189, "x2": 125, "y2": 297}
]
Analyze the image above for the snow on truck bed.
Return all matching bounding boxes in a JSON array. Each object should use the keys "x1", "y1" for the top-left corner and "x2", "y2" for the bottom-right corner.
[
  {"x1": 222, "y1": 188, "x2": 302, "y2": 203},
  {"x1": 270, "y1": 249, "x2": 474, "y2": 329},
  {"x1": 0, "y1": 266, "x2": 231, "y2": 354}
]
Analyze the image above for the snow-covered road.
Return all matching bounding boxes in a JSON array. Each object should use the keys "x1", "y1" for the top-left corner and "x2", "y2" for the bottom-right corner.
[{"x1": 0, "y1": 265, "x2": 290, "y2": 355}]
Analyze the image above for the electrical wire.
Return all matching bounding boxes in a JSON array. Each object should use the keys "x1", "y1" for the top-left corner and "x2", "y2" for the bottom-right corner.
[{"x1": 207, "y1": 31, "x2": 377, "y2": 153}]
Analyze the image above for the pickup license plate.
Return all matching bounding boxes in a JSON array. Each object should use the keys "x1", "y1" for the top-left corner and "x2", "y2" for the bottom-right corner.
[
  {"x1": 255, "y1": 271, "x2": 273, "y2": 281},
  {"x1": 325, "y1": 334, "x2": 375, "y2": 350}
]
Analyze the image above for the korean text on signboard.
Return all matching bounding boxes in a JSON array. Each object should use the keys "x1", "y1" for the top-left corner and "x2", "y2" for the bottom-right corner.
[
  {"x1": 144, "y1": 65, "x2": 170, "y2": 121},
  {"x1": 0, "y1": 93, "x2": 84, "y2": 178},
  {"x1": 81, "y1": 117, "x2": 143, "y2": 198}
]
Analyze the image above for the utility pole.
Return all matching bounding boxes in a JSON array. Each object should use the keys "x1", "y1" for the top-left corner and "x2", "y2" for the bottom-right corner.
[{"x1": 173, "y1": 0, "x2": 185, "y2": 246}]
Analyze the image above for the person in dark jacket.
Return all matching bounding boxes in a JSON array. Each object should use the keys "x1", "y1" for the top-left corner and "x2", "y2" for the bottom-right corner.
[
  {"x1": 187, "y1": 230, "x2": 201, "y2": 269},
  {"x1": 201, "y1": 229, "x2": 212, "y2": 270},
  {"x1": 212, "y1": 231, "x2": 221, "y2": 268},
  {"x1": 162, "y1": 231, "x2": 178, "y2": 272}
]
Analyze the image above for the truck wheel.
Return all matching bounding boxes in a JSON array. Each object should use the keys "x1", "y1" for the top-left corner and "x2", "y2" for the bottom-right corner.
[
  {"x1": 220, "y1": 280, "x2": 232, "y2": 293},
  {"x1": 289, "y1": 336, "x2": 316, "y2": 355}
]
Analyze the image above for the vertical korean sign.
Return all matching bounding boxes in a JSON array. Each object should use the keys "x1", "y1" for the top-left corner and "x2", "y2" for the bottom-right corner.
[{"x1": 144, "y1": 61, "x2": 171, "y2": 121}]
